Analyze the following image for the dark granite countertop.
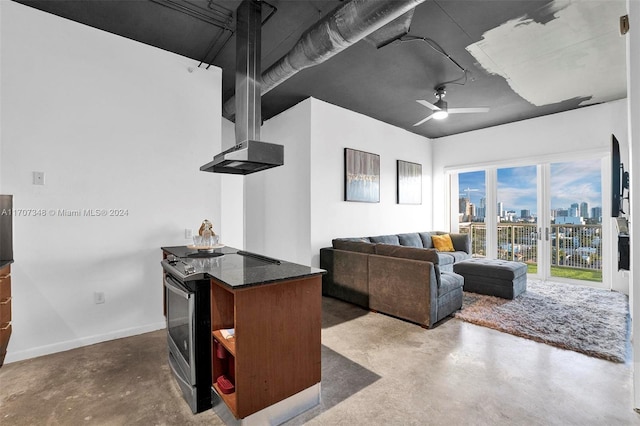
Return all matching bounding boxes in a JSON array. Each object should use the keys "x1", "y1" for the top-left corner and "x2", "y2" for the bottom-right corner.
[
  {"x1": 161, "y1": 245, "x2": 324, "y2": 289},
  {"x1": 0, "y1": 259, "x2": 13, "y2": 270}
]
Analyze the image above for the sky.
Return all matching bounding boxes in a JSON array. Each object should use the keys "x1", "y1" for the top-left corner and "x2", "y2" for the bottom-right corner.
[{"x1": 459, "y1": 159, "x2": 603, "y2": 215}]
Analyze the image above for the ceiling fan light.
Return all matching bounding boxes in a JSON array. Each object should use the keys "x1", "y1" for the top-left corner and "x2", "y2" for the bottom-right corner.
[
  {"x1": 433, "y1": 98, "x2": 448, "y2": 119},
  {"x1": 432, "y1": 110, "x2": 449, "y2": 120}
]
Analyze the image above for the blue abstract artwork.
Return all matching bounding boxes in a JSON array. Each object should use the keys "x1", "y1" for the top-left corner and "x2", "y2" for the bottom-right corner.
[{"x1": 345, "y1": 148, "x2": 380, "y2": 203}]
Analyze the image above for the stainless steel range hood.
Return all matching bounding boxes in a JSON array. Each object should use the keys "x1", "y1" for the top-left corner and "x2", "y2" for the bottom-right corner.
[
  {"x1": 201, "y1": 0, "x2": 283, "y2": 175},
  {"x1": 201, "y1": 139, "x2": 283, "y2": 174}
]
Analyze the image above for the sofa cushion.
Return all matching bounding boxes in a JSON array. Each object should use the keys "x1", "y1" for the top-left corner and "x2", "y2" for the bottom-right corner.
[
  {"x1": 369, "y1": 234, "x2": 400, "y2": 245},
  {"x1": 448, "y1": 251, "x2": 471, "y2": 263},
  {"x1": 332, "y1": 239, "x2": 376, "y2": 254},
  {"x1": 439, "y1": 271, "x2": 464, "y2": 296},
  {"x1": 418, "y1": 232, "x2": 434, "y2": 249},
  {"x1": 397, "y1": 233, "x2": 423, "y2": 248},
  {"x1": 338, "y1": 237, "x2": 372, "y2": 243},
  {"x1": 450, "y1": 233, "x2": 471, "y2": 253},
  {"x1": 375, "y1": 244, "x2": 439, "y2": 263},
  {"x1": 376, "y1": 244, "x2": 440, "y2": 277},
  {"x1": 432, "y1": 234, "x2": 455, "y2": 252},
  {"x1": 437, "y1": 253, "x2": 455, "y2": 272}
]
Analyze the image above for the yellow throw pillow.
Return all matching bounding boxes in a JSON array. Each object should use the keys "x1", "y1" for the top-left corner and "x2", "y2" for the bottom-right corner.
[{"x1": 431, "y1": 234, "x2": 455, "y2": 252}]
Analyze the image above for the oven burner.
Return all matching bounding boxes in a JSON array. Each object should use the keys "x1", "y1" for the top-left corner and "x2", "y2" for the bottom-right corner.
[{"x1": 187, "y1": 251, "x2": 225, "y2": 258}]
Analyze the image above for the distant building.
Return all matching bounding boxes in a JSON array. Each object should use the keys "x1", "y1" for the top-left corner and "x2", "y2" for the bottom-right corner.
[
  {"x1": 476, "y1": 207, "x2": 486, "y2": 220},
  {"x1": 473, "y1": 198, "x2": 485, "y2": 220},
  {"x1": 459, "y1": 197, "x2": 469, "y2": 214},
  {"x1": 467, "y1": 203, "x2": 476, "y2": 218},
  {"x1": 555, "y1": 216, "x2": 584, "y2": 225},
  {"x1": 459, "y1": 197, "x2": 472, "y2": 222},
  {"x1": 498, "y1": 202, "x2": 504, "y2": 218},
  {"x1": 569, "y1": 204, "x2": 579, "y2": 217},
  {"x1": 505, "y1": 210, "x2": 516, "y2": 222},
  {"x1": 555, "y1": 208, "x2": 569, "y2": 217},
  {"x1": 520, "y1": 209, "x2": 530, "y2": 219},
  {"x1": 580, "y1": 202, "x2": 589, "y2": 218},
  {"x1": 591, "y1": 206, "x2": 602, "y2": 221}
]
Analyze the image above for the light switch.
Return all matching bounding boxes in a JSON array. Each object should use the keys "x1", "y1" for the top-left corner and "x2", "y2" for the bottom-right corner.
[{"x1": 33, "y1": 171, "x2": 45, "y2": 185}]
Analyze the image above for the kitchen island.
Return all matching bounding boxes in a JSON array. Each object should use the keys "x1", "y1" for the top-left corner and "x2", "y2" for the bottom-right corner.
[{"x1": 161, "y1": 246, "x2": 324, "y2": 425}]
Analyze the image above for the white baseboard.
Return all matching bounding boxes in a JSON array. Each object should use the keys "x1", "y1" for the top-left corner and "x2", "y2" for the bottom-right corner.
[{"x1": 3, "y1": 321, "x2": 167, "y2": 364}]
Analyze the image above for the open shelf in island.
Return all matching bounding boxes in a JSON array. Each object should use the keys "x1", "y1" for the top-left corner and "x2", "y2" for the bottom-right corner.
[
  {"x1": 212, "y1": 330, "x2": 236, "y2": 355},
  {"x1": 212, "y1": 381, "x2": 238, "y2": 417},
  {"x1": 209, "y1": 275, "x2": 321, "y2": 420}
]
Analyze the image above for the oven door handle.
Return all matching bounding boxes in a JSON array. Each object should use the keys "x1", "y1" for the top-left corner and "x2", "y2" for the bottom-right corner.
[{"x1": 164, "y1": 275, "x2": 191, "y2": 299}]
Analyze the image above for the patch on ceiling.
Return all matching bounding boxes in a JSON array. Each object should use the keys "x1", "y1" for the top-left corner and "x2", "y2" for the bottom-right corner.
[{"x1": 466, "y1": 0, "x2": 627, "y2": 107}]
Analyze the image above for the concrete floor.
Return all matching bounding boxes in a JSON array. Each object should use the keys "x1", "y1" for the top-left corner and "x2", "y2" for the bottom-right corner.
[{"x1": 1, "y1": 296, "x2": 639, "y2": 425}]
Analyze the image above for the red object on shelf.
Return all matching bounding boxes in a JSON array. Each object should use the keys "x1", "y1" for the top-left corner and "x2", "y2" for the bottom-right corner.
[
  {"x1": 216, "y1": 340, "x2": 227, "y2": 359},
  {"x1": 216, "y1": 374, "x2": 235, "y2": 394}
]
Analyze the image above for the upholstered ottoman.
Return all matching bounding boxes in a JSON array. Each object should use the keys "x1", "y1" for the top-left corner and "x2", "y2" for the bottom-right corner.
[{"x1": 453, "y1": 258, "x2": 527, "y2": 299}]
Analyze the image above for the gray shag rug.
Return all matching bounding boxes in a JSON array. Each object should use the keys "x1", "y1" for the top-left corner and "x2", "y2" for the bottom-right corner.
[{"x1": 454, "y1": 279, "x2": 630, "y2": 363}]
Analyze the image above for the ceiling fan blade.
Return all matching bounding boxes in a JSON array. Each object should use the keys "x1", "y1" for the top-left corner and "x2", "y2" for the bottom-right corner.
[
  {"x1": 416, "y1": 99, "x2": 439, "y2": 111},
  {"x1": 413, "y1": 114, "x2": 435, "y2": 126},
  {"x1": 448, "y1": 107, "x2": 490, "y2": 114}
]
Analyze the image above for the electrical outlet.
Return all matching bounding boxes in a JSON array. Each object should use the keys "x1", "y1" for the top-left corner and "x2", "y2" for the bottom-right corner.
[
  {"x1": 185, "y1": 228, "x2": 193, "y2": 239},
  {"x1": 94, "y1": 291, "x2": 105, "y2": 304},
  {"x1": 33, "y1": 171, "x2": 45, "y2": 185}
]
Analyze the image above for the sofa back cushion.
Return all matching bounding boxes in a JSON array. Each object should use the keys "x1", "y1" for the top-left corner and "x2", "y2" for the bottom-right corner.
[
  {"x1": 418, "y1": 232, "x2": 434, "y2": 249},
  {"x1": 332, "y1": 239, "x2": 377, "y2": 254},
  {"x1": 369, "y1": 234, "x2": 400, "y2": 245},
  {"x1": 375, "y1": 244, "x2": 439, "y2": 263},
  {"x1": 375, "y1": 244, "x2": 441, "y2": 279},
  {"x1": 449, "y1": 233, "x2": 471, "y2": 254},
  {"x1": 397, "y1": 233, "x2": 423, "y2": 248}
]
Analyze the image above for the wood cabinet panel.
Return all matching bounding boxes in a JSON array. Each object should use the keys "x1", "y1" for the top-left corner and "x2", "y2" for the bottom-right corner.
[
  {"x1": 0, "y1": 324, "x2": 11, "y2": 366},
  {"x1": 0, "y1": 298, "x2": 10, "y2": 325},
  {"x1": 210, "y1": 275, "x2": 322, "y2": 420},
  {"x1": 0, "y1": 274, "x2": 10, "y2": 303},
  {"x1": 0, "y1": 264, "x2": 11, "y2": 368}
]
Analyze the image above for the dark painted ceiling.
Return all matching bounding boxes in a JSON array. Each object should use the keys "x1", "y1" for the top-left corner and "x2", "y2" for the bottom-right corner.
[{"x1": 15, "y1": 0, "x2": 628, "y2": 139}]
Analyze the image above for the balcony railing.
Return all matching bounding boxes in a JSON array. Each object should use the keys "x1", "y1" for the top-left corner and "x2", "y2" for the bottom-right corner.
[{"x1": 458, "y1": 223, "x2": 602, "y2": 279}]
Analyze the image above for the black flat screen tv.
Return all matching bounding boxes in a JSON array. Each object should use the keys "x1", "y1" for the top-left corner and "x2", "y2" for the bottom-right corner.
[
  {"x1": 612, "y1": 134, "x2": 621, "y2": 217},
  {"x1": 611, "y1": 134, "x2": 629, "y2": 217}
]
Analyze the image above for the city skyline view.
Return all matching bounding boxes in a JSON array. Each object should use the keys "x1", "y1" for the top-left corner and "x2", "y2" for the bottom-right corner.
[{"x1": 459, "y1": 159, "x2": 603, "y2": 216}]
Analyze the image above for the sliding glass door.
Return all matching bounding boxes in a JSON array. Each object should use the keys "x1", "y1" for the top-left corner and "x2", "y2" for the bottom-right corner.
[
  {"x1": 545, "y1": 159, "x2": 604, "y2": 284},
  {"x1": 455, "y1": 155, "x2": 605, "y2": 286},
  {"x1": 457, "y1": 171, "x2": 487, "y2": 257},
  {"x1": 496, "y1": 165, "x2": 538, "y2": 276}
]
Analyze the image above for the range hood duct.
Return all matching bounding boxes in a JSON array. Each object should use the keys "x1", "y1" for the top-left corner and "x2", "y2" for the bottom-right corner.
[
  {"x1": 201, "y1": 0, "x2": 284, "y2": 175},
  {"x1": 223, "y1": 0, "x2": 427, "y2": 119}
]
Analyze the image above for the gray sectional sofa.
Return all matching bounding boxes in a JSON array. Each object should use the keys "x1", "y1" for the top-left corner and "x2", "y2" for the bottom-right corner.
[{"x1": 319, "y1": 231, "x2": 471, "y2": 328}]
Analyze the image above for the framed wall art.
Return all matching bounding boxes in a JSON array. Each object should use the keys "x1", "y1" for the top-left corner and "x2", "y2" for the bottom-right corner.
[
  {"x1": 344, "y1": 148, "x2": 380, "y2": 203},
  {"x1": 397, "y1": 160, "x2": 422, "y2": 204}
]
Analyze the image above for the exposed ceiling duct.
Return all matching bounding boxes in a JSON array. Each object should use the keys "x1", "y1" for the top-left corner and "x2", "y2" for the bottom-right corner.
[{"x1": 223, "y1": 0, "x2": 427, "y2": 119}]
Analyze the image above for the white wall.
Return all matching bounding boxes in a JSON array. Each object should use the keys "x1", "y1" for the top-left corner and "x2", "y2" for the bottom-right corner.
[
  {"x1": 245, "y1": 100, "x2": 313, "y2": 264},
  {"x1": 245, "y1": 97, "x2": 433, "y2": 267},
  {"x1": 627, "y1": 0, "x2": 640, "y2": 410},
  {"x1": 220, "y1": 117, "x2": 244, "y2": 250},
  {"x1": 309, "y1": 99, "x2": 433, "y2": 267},
  {"x1": 0, "y1": 2, "x2": 223, "y2": 362}
]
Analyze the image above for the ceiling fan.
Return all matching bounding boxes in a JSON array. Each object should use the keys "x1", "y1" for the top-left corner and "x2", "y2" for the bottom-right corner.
[{"x1": 414, "y1": 86, "x2": 490, "y2": 126}]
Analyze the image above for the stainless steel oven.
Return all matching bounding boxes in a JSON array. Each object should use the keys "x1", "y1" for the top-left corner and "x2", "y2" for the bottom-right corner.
[
  {"x1": 165, "y1": 275, "x2": 196, "y2": 385},
  {"x1": 163, "y1": 263, "x2": 212, "y2": 413}
]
